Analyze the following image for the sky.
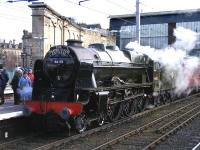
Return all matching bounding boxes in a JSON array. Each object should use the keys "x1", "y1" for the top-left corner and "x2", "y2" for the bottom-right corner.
[{"x1": 0, "y1": 0, "x2": 200, "y2": 43}]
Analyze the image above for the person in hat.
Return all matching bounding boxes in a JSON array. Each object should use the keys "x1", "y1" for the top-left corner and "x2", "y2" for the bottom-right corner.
[
  {"x1": 11, "y1": 69, "x2": 23, "y2": 105},
  {"x1": 27, "y1": 68, "x2": 34, "y2": 86},
  {"x1": 18, "y1": 71, "x2": 32, "y2": 102}
]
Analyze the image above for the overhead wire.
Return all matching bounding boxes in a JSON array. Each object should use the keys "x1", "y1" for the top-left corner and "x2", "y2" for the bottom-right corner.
[
  {"x1": 1, "y1": 0, "x2": 138, "y2": 28},
  {"x1": 106, "y1": 0, "x2": 134, "y2": 13},
  {"x1": 64, "y1": 0, "x2": 109, "y2": 16},
  {"x1": 0, "y1": 0, "x2": 152, "y2": 34},
  {"x1": 63, "y1": 0, "x2": 136, "y2": 25}
]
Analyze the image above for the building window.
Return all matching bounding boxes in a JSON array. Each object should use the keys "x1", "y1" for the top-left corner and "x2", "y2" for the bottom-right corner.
[{"x1": 120, "y1": 23, "x2": 168, "y2": 49}]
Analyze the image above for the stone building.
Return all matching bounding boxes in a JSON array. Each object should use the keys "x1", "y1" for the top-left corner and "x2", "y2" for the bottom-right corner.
[
  {"x1": 22, "y1": 30, "x2": 32, "y2": 67},
  {"x1": 0, "y1": 40, "x2": 22, "y2": 69},
  {"x1": 24, "y1": 2, "x2": 115, "y2": 67}
]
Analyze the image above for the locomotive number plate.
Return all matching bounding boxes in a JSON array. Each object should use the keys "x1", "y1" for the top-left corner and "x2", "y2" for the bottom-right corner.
[{"x1": 53, "y1": 60, "x2": 64, "y2": 64}]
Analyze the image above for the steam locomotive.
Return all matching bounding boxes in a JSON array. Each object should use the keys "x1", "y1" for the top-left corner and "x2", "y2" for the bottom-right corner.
[{"x1": 23, "y1": 40, "x2": 197, "y2": 132}]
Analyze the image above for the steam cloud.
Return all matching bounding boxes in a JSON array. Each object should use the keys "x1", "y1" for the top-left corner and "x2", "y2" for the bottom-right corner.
[{"x1": 126, "y1": 27, "x2": 200, "y2": 94}]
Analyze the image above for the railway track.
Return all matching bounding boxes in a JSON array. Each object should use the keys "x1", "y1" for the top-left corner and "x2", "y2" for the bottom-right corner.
[
  {"x1": 71, "y1": 96, "x2": 200, "y2": 150},
  {"x1": 103, "y1": 101, "x2": 200, "y2": 150},
  {"x1": 0, "y1": 93, "x2": 199, "y2": 150},
  {"x1": 91, "y1": 96, "x2": 200, "y2": 150},
  {"x1": 155, "y1": 111, "x2": 200, "y2": 150}
]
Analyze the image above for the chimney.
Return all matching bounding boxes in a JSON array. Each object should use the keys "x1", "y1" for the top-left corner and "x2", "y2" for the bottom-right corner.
[{"x1": 66, "y1": 39, "x2": 83, "y2": 47}]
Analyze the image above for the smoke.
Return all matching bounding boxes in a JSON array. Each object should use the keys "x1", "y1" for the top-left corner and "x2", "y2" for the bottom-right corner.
[
  {"x1": 126, "y1": 27, "x2": 199, "y2": 94},
  {"x1": 173, "y1": 27, "x2": 197, "y2": 51}
]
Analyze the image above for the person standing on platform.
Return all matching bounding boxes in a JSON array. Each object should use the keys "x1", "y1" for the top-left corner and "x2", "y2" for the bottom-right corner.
[
  {"x1": 0, "y1": 75, "x2": 4, "y2": 105},
  {"x1": 27, "y1": 69, "x2": 34, "y2": 86},
  {"x1": 11, "y1": 69, "x2": 23, "y2": 105},
  {"x1": 0, "y1": 67, "x2": 9, "y2": 105},
  {"x1": 18, "y1": 71, "x2": 32, "y2": 102}
]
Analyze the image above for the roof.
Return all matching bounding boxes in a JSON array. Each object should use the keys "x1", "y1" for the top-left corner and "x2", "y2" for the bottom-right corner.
[{"x1": 109, "y1": 9, "x2": 200, "y2": 19}]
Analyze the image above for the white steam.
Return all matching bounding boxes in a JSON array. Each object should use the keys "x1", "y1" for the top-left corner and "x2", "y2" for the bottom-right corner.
[
  {"x1": 173, "y1": 27, "x2": 197, "y2": 51},
  {"x1": 126, "y1": 27, "x2": 199, "y2": 94}
]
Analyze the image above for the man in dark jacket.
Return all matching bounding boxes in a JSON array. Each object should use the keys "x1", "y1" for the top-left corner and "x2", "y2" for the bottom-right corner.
[
  {"x1": 0, "y1": 76, "x2": 3, "y2": 105},
  {"x1": 0, "y1": 68, "x2": 9, "y2": 105},
  {"x1": 11, "y1": 69, "x2": 23, "y2": 105}
]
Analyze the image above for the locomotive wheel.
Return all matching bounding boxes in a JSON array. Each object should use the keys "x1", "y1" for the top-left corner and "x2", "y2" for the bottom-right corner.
[
  {"x1": 97, "y1": 112, "x2": 105, "y2": 126},
  {"x1": 122, "y1": 102, "x2": 131, "y2": 117},
  {"x1": 170, "y1": 92, "x2": 176, "y2": 101},
  {"x1": 107, "y1": 103, "x2": 122, "y2": 122},
  {"x1": 154, "y1": 96, "x2": 161, "y2": 107},
  {"x1": 129, "y1": 100, "x2": 137, "y2": 115},
  {"x1": 166, "y1": 92, "x2": 172, "y2": 103},
  {"x1": 136, "y1": 97, "x2": 145, "y2": 112},
  {"x1": 161, "y1": 94, "x2": 168, "y2": 104},
  {"x1": 75, "y1": 114, "x2": 87, "y2": 133}
]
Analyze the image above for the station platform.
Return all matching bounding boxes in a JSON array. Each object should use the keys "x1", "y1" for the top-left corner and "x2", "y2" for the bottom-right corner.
[
  {"x1": 0, "y1": 86, "x2": 24, "y2": 121},
  {"x1": 0, "y1": 100, "x2": 24, "y2": 121}
]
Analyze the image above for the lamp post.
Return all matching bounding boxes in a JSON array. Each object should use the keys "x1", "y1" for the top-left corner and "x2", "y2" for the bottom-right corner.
[
  {"x1": 33, "y1": 37, "x2": 47, "y2": 59},
  {"x1": 21, "y1": 52, "x2": 26, "y2": 68},
  {"x1": 136, "y1": 0, "x2": 140, "y2": 45}
]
